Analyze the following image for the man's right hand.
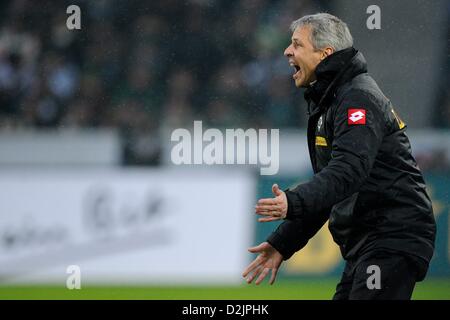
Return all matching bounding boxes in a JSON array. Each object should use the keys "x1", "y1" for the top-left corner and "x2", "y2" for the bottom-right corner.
[{"x1": 242, "y1": 242, "x2": 283, "y2": 285}]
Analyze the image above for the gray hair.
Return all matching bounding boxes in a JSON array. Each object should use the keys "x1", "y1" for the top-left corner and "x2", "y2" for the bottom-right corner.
[{"x1": 290, "y1": 13, "x2": 353, "y2": 52}]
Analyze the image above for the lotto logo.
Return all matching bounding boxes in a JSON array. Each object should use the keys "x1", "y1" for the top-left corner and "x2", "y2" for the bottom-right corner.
[{"x1": 348, "y1": 109, "x2": 366, "y2": 125}]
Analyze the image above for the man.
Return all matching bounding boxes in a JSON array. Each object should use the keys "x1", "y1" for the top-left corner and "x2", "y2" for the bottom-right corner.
[{"x1": 242, "y1": 13, "x2": 436, "y2": 300}]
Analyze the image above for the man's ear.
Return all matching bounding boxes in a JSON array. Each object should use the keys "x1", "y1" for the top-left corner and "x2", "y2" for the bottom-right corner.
[{"x1": 321, "y1": 47, "x2": 335, "y2": 60}]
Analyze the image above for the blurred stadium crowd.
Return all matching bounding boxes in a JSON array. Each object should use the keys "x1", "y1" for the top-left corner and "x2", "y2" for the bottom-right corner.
[{"x1": 0, "y1": 0, "x2": 448, "y2": 165}]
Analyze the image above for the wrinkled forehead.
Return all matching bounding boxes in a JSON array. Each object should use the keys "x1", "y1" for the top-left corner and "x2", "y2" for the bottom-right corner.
[{"x1": 291, "y1": 25, "x2": 312, "y2": 43}]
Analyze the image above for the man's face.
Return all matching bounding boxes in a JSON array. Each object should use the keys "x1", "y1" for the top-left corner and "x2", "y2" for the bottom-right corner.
[{"x1": 284, "y1": 26, "x2": 326, "y2": 88}]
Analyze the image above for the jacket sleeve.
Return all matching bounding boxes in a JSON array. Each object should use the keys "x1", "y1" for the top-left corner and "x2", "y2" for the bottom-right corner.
[
  {"x1": 285, "y1": 89, "x2": 386, "y2": 222},
  {"x1": 266, "y1": 206, "x2": 330, "y2": 260}
]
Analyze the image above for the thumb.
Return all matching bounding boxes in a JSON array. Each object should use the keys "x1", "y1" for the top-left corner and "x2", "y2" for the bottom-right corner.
[
  {"x1": 248, "y1": 242, "x2": 269, "y2": 253},
  {"x1": 272, "y1": 184, "x2": 282, "y2": 196}
]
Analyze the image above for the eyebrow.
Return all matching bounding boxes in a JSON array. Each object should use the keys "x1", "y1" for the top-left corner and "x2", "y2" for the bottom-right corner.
[{"x1": 291, "y1": 38, "x2": 303, "y2": 45}]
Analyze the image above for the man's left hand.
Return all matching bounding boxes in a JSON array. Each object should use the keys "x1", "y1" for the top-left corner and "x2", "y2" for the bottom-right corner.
[{"x1": 255, "y1": 184, "x2": 288, "y2": 222}]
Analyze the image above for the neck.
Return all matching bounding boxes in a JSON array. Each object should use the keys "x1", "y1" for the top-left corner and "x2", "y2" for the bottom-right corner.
[{"x1": 304, "y1": 47, "x2": 359, "y2": 107}]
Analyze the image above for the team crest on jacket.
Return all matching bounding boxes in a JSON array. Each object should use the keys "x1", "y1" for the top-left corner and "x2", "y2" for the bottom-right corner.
[{"x1": 348, "y1": 109, "x2": 366, "y2": 125}]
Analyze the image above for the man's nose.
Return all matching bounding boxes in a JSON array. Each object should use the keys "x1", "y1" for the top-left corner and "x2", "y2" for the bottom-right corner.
[{"x1": 284, "y1": 45, "x2": 293, "y2": 57}]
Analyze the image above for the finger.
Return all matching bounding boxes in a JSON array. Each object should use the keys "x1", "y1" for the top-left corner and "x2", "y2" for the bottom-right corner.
[
  {"x1": 255, "y1": 211, "x2": 280, "y2": 217},
  {"x1": 269, "y1": 268, "x2": 279, "y2": 285},
  {"x1": 242, "y1": 256, "x2": 262, "y2": 277},
  {"x1": 255, "y1": 267, "x2": 270, "y2": 285},
  {"x1": 257, "y1": 198, "x2": 277, "y2": 205},
  {"x1": 248, "y1": 242, "x2": 267, "y2": 253},
  {"x1": 258, "y1": 216, "x2": 281, "y2": 222},
  {"x1": 255, "y1": 205, "x2": 281, "y2": 212},
  {"x1": 272, "y1": 184, "x2": 282, "y2": 196},
  {"x1": 243, "y1": 244, "x2": 267, "y2": 277},
  {"x1": 246, "y1": 266, "x2": 263, "y2": 284},
  {"x1": 255, "y1": 209, "x2": 280, "y2": 216}
]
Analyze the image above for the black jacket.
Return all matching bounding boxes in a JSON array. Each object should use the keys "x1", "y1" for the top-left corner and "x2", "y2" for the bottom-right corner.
[{"x1": 267, "y1": 48, "x2": 436, "y2": 270}]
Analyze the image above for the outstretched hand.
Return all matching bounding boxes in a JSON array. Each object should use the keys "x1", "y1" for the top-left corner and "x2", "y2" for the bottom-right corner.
[
  {"x1": 242, "y1": 242, "x2": 283, "y2": 285},
  {"x1": 255, "y1": 184, "x2": 288, "y2": 222}
]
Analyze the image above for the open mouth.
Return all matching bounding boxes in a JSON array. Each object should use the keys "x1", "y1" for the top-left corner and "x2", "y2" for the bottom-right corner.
[{"x1": 290, "y1": 62, "x2": 301, "y2": 80}]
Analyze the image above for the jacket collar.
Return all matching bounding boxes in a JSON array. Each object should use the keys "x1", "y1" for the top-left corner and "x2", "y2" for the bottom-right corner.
[{"x1": 304, "y1": 47, "x2": 367, "y2": 114}]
